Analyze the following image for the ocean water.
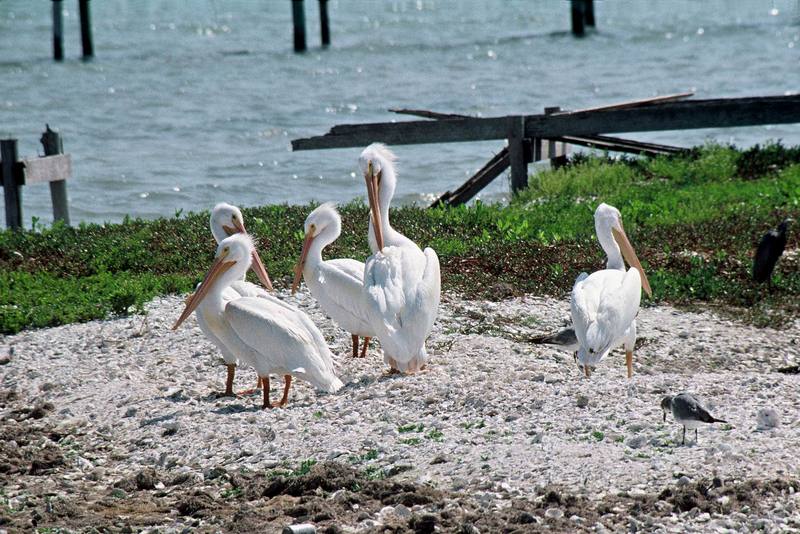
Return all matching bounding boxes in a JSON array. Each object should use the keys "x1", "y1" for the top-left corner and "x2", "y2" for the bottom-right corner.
[{"x1": 1, "y1": 0, "x2": 799, "y2": 226}]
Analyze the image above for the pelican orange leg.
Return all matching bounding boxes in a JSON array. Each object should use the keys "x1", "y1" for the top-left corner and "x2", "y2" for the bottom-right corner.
[
  {"x1": 277, "y1": 375, "x2": 292, "y2": 407},
  {"x1": 261, "y1": 376, "x2": 272, "y2": 409},
  {"x1": 626, "y1": 350, "x2": 634, "y2": 378},
  {"x1": 359, "y1": 337, "x2": 371, "y2": 358},
  {"x1": 224, "y1": 364, "x2": 236, "y2": 396},
  {"x1": 351, "y1": 334, "x2": 359, "y2": 358}
]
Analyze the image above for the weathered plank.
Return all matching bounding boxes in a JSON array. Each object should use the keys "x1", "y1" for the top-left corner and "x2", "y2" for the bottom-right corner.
[
  {"x1": 1, "y1": 140, "x2": 22, "y2": 230},
  {"x1": 524, "y1": 95, "x2": 800, "y2": 138},
  {"x1": 507, "y1": 116, "x2": 527, "y2": 193},
  {"x1": 20, "y1": 154, "x2": 72, "y2": 185},
  {"x1": 557, "y1": 92, "x2": 694, "y2": 115},
  {"x1": 430, "y1": 149, "x2": 509, "y2": 208},
  {"x1": 41, "y1": 126, "x2": 70, "y2": 225},
  {"x1": 557, "y1": 134, "x2": 684, "y2": 155},
  {"x1": 292, "y1": 95, "x2": 800, "y2": 151}
]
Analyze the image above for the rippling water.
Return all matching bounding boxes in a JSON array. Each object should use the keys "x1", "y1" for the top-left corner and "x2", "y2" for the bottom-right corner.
[{"x1": 1, "y1": 1, "x2": 799, "y2": 225}]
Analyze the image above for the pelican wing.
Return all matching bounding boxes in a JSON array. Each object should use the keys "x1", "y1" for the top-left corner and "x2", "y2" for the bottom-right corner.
[
  {"x1": 229, "y1": 280, "x2": 270, "y2": 299},
  {"x1": 225, "y1": 297, "x2": 342, "y2": 392},
  {"x1": 570, "y1": 272, "x2": 592, "y2": 349},
  {"x1": 594, "y1": 267, "x2": 642, "y2": 343},
  {"x1": 364, "y1": 245, "x2": 439, "y2": 364},
  {"x1": 312, "y1": 258, "x2": 373, "y2": 335}
]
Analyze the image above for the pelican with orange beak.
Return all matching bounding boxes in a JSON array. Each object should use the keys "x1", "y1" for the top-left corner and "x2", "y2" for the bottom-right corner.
[
  {"x1": 173, "y1": 233, "x2": 343, "y2": 409},
  {"x1": 358, "y1": 144, "x2": 441, "y2": 374},
  {"x1": 291, "y1": 203, "x2": 375, "y2": 358},
  {"x1": 571, "y1": 203, "x2": 653, "y2": 378},
  {"x1": 191, "y1": 203, "x2": 273, "y2": 396}
]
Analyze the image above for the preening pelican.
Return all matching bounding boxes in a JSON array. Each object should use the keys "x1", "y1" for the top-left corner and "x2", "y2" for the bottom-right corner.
[
  {"x1": 173, "y1": 234, "x2": 343, "y2": 408},
  {"x1": 194, "y1": 203, "x2": 273, "y2": 395},
  {"x1": 571, "y1": 203, "x2": 652, "y2": 378},
  {"x1": 359, "y1": 144, "x2": 441, "y2": 373},
  {"x1": 291, "y1": 203, "x2": 376, "y2": 358}
]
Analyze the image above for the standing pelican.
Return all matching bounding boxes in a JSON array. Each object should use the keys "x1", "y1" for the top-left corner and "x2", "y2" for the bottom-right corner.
[
  {"x1": 571, "y1": 203, "x2": 652, "y2": 378},
  {"x1": 359, "y1": 144, "x2": 441, "y2": 373},
  {"x1": 291, "y1": 203, "x2": 376, "y2": 358},
  {"x1": 173, "y1": 234, "x2": 343, "y2": 408},
  {"x1": 196, "y1": 203, "x2": 272, "y2": 395}
]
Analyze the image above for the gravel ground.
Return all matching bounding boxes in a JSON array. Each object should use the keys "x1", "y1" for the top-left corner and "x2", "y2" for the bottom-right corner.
[{"x1": 2, "y1": 289, "x2": 800, "y2": 533}]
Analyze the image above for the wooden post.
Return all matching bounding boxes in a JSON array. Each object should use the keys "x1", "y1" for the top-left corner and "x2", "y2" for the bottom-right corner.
[
  {"x1": 585, "y1": 0, "x2": 595, "y2": 27},
  {"x1": 571, "y1": 0, "x2": 585, "y2": 37},
  {"x1": 292, "y1": 0, "x2": 307, "y2": 52},
  {"x1": 40, "y1": 126, "x2": 70, "y2": 226},
  {"x1": 52, "y1": 0, "x2": 64, "y2": 61},
  {"x1": 319, "y1": 0, "x2": 330, "y2": 47},
  {"x1": 1, "y1": 139, "x2": 23, "y2": 230},
  {"x1": 79, "y1": 0, "x2": 94, "y2": 59},
  {"x1": 507, "y1": 117, "x2": 528, "y2": 194}
]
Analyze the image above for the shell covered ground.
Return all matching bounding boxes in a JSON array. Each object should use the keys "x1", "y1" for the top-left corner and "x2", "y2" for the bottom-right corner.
[{"x1": 2, "y1": 290, "x2": 800, "y2": 533}]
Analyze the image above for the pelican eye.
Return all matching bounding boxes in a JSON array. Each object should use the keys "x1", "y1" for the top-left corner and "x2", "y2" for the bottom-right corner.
[{"x1": 589, "y1": 348, "x2": 594, "y2": 354}]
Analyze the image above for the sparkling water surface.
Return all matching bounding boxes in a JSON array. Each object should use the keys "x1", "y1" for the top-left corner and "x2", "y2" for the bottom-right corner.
[{"x1": 1, "y1": 1, "x2": 798, "y2": 225}]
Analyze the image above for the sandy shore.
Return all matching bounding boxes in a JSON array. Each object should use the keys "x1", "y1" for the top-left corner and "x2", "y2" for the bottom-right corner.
[{"x1": 2, "y1": 290, "x2": 799, "y2": 533}]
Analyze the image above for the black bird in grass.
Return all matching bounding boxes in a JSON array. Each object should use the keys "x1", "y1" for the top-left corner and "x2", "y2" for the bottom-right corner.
[
  {"x1": 661, "y1": 393, "x2": 727, "y2": 445},
  {"x1": 753, "y1": 218, "x2": 793, "y2": 288}
]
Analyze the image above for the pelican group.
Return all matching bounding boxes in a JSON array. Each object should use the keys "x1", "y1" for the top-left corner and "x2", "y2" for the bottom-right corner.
[
  {"x1": 571, "y1": 203, "x2": 652, "y2": 378},
  {"x1": 174, "y1": 234, "x2": 343, "y2": 408}
]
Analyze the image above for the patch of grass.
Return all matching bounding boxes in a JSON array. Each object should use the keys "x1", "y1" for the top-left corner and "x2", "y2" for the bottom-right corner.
[
  {"x1": 312, "y1": 410, "x2": 324, "y2": 419},
  {"x1": 426, "y1": 429, "x2": 444, "y2": 442},
  {"x1": 461, "y1": 420, "x2": 486, "y2": 430},
  {"x1": 349, "y1": 449, "x2": 379, "y2": 464},
  {"x1": 220, "y1": 487, "x2": 243, "y2": 499},
  {"x1": 398, "y1": 423, "x2": 424, "y2": 434},
  {"x1": 1, "y1": 144, "x2": 798, "y2": 333},
  {"x1": 363, "y1": 465, "x2": 386, "y2": 480},
  {"x1": 400, "y1": 437, "x2": 422, "y2": 446},
  {"x1": 591, "y1": 431, "x2": 605, "y2": 442}
]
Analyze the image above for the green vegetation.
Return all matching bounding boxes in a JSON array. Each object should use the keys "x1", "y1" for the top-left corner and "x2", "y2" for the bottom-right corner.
[
  {"x1": 398, "y1": 423, "x2": 425, "y2": 434},
  {"x1": 1, "y1": 143, "x2": 798, "y2": 334}
]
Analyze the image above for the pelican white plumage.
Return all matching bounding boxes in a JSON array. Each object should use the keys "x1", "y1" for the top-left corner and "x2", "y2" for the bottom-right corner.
[
  {"x1": 173, "y1": 234, "x2": 343, "y2": 408},
  {"x1": 359, "y1": 144, "x2": 441, "y2": 373},
  {"x1": 291, "y1": 203, "x2": 376, "y2": 358},
  {"x1": 571, "y1": 203, "x2": 652, "y2": 378},
  {"x1": 194, "y1": 203, "x2": 273, "y2": 395}
]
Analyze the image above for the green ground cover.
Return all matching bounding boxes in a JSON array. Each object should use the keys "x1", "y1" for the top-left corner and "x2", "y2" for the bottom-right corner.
[{"x1": 1, "y1": 144, "x2": 798, "y2": 334}]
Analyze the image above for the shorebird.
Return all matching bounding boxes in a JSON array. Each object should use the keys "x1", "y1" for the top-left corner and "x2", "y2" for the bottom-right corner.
[
  {"x1": 195, "y1": 203, "x2": 274, "y2": 396},
  {"x1": 174, "y1": 234, "x2": 343, "y2": 408},
  {"x1": 292, "y1": 203, "x2": 376, "y2": 358},
  {"x1": 753, "y1": 218, "x2": 793, "y2": 289},
  {"x1": 359, "y1": 143, "x2": 441, "y2": 374},
  {"x1": 661, "y1": 393, "x2": 727, "y2": 445},
  {"x1": 571, "y1": 203, "x2": 652, "y2": 378}
]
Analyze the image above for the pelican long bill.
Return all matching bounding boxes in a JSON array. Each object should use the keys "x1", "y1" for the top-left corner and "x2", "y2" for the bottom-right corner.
[
  {"x1": 222, "y1": 216, "x2": 273, "y2": 291},
  {"x1": 173, "y1": 252, "x2": 236, "y2": 330},
  {"x1": 291, "y1": 232, "x2": 315, "y2": 294},
  {"x1": 611, "y1": 225, "x2": 652, "y2": 297},
  {"x1": 364, "y1": 162, "x2": 384, "y2": 251}
]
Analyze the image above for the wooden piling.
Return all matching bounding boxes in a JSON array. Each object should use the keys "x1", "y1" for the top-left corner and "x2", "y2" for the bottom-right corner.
[
  {"x1": 292, "y1": 0, "x2": 307, "y2": 52},
  {"x1": 319, "y1": 0, "x2": 330, "y2": 47},
  {"x1": 79, "y1": 0, "x2": 94, "y2": 59},
  {"x1": 52, "y1": 0, "x2": 64, "y2": 61},
  {"x1": 40, "y1": 126, "x2": 70, "y2": 226},
  {"x1": 585, "y1": 0, "x2": 595, "y2": 27},
  {"x1": 1, "y1": 139, "x2": 23, "y2": 231},
  {"x1": 571, "y1": 0, "x2": 585, "y2": 37},
  {"x1": 507, "y1": 117, "x2": 528, "y2": 193}
]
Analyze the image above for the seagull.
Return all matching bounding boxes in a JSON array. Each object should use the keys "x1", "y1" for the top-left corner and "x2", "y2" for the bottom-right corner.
[
  {"x1": 292, "y1": 203, "x2": 376, "y2": 358},
  {"x1": 530, "y1": 328, "x2": 579, "y2": 355},
  {"x1": 359, "y1": 143, "x2": 441, "y2": 374},
  {"x1": 661, "y1": 393, "x2": 727, "y2": 445},
  {"x1": 753, "y1": 218, "x2": 793, "y2": 289},
  {"x1": 571, "y1": 203, "x2": 652, "y2": 378},
  {"x1": 173, "y1": 234, "x2": 343, "y2": 409}
]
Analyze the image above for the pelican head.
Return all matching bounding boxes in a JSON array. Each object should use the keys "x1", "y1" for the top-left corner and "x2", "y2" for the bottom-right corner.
[
  {"x1": 209, "y1": 203, "x2": 272, "y2": 291},
  {"x1": 359, "y1": 143, "x2": 397, "y2": 252},
  {"x1": 660, "y1": 395, "x2": 673, "y2": 422},
  {"x1": 291, "y1": 202, "x2": 341, "y2": 294},
  {"x1": 173, "y1": 234, "x2": 255, "y2": 330},
  {"x1": 594, "y1": 203, "x2": 652, "y2": 297}
]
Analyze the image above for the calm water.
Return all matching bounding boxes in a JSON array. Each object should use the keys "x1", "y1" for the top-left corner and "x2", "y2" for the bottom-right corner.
[{"x1": 1, "y1": 1, "x2": 799, "y2": 225}]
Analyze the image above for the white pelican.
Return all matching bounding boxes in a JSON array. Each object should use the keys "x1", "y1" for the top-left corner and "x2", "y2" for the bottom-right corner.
[
  {"x1": 291, "y1": 203, "x2": 376, "y2": 358},
  {"x1": 571, "y1": 203, "x2": 652, "y2": 378},
  {"x1": 359, "y1": 144, "x2": 441, "y2": 373},
  {"x1": 194, "y1": 203, "x2": 273, "y2": 395},
  {"x1": 173, "y1": 234, "x2": 344, "y2": 408}
]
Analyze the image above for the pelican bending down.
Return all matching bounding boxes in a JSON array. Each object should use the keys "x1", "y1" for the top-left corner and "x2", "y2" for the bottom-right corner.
[
  {"x1": 571, "y1": 203, "x2": 652, "y2": 378},
  {"x1": 359, "y1": 144, "x2": 441, "y2": 373},
  {"x1": 291, "y1": 203, "x2": 376, "y2": 358},
  {"x1": 173, "y1": 234, "x2": 343, "y2": 408},
  {"x1": 195, "y1": 203, "x2": 273, "y2": 395}
]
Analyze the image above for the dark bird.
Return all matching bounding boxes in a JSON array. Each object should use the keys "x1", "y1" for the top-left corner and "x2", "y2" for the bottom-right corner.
[
  {"x1": 753, "y1": 218, "x2": 793, "y2": 288},
  {"x1": 661, "y1": 393, "x2": 727, "y2": 445},
  {"x1": 530, "y1": 327, "x2": 579, "y2": 352}
]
